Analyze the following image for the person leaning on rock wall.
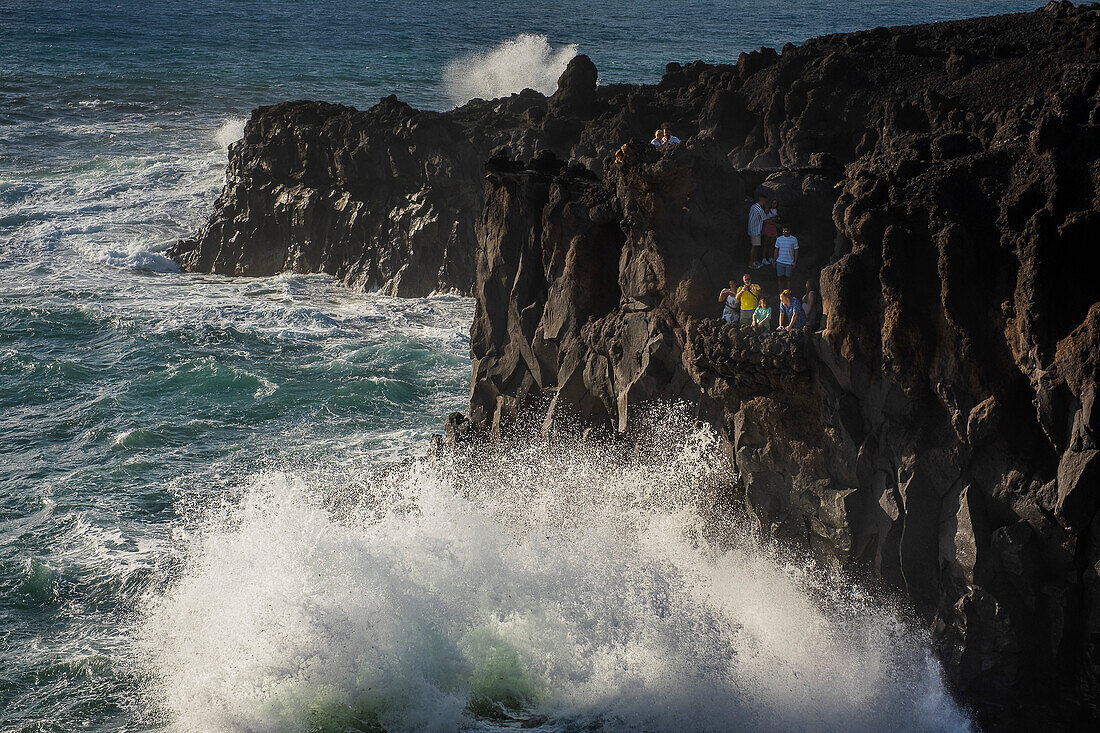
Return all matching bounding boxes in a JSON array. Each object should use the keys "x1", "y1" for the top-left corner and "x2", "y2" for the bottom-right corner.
[
  {"x1": 802, "y1": 279, "x2": 823, "y2": 332},
  {"x1": 777, "y1": 289, "x2": 806, "y2": 331}
]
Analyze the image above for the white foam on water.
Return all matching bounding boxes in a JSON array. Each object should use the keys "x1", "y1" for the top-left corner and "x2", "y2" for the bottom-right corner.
[
  {"x1": 138, "y1": 409, "x2": 972, "y2": 733},
  {"x1": 444, "y1": 34, "x2": 580, "y2": 106},
  {"x1": 4, "y1": 114, "x2": 243, "y2": 277}
]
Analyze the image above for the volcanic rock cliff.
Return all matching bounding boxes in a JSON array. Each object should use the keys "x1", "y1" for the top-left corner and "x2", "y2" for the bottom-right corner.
[{"x1": 180, "y1": 2, "x2": 1100, "y2": 724}]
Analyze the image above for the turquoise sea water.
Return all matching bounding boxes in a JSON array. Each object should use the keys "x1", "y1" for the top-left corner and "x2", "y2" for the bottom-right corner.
[{"x1": 3, "y1": 2, "x2": 1038, "y2": 730}]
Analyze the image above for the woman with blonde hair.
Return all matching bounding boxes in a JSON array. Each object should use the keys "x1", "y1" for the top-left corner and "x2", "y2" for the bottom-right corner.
[{"x1": 777, "y1": 289, "x2": 806, "y2": 331}]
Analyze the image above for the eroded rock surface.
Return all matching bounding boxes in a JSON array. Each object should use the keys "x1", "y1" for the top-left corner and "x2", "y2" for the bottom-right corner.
[
  {"x1": 180, "y1": 2, "x2": 1100, "y2": 724},
  {"x1": 462, "y1": 4, "x2": 1100, "y2": 724}
]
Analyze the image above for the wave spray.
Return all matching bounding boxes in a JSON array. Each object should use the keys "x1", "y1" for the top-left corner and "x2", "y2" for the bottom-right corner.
[
  {"x1": 444, "y1": 34, "x2": 579, "y2": 106},
  {"x1": 139, "y1": 407, "x2": 972, "y2": 732}
]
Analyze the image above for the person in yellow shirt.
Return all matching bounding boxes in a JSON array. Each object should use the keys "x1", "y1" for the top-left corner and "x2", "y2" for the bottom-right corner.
[{"x1": 735, "y1": 273, "x2": 761, "y2": 324}]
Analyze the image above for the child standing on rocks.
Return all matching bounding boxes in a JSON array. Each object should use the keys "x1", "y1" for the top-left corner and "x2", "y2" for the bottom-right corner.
[{"x1": 752, "y1": 295, "x2": 773, "y2": 331}]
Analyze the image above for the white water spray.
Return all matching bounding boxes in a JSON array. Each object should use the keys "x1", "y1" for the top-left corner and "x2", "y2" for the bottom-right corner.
[
  {"x1": 139, "y1": 408, "x2": 972, "y2": 732},
  {"x1": 443, "y1": 34, "x2": 579, "y2": 106},
  {"x1": 215, "y1": 116, "x2": 247, "y2": 152}
]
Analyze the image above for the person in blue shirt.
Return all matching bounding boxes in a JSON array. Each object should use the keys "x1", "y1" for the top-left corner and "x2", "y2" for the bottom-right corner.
[{"x1": 777, "y1": 289, "x2": 806, "y2": 330}]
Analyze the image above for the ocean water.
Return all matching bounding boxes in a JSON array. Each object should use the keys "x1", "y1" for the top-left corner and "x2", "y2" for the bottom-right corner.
[{"x1": 1, "y1": 1, "x2": 1039, "y2": 730}]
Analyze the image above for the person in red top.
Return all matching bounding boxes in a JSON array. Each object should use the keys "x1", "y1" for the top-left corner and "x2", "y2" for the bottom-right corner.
[{"x1": 760, "y1": 199, "x2": 780, "y2": 265}]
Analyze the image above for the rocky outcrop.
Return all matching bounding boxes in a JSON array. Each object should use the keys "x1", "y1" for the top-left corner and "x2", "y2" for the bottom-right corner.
[
  {"x1": 171, "y1": 43, "x2": 844, "y2": 294},
  {"x1": 460, "y1": 3, "x2": 1100, "y2": 726},
  {"x1": 181, "y1": 1, "x2": 1100, "y2": 724}
]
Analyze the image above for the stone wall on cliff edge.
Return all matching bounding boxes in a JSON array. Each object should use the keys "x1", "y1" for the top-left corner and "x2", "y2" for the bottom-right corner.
[
  {"x1": 177, "y1": 1, "x2": 1100, "y2": 723},
  {"x1": 455, "y1": 3, "x2": 1100, "y2": 724}
]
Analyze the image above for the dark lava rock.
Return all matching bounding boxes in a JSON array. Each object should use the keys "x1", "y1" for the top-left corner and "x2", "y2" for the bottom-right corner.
[
  {"x1": 457, "y1": 6, "x2": 1100, "y2": 726},
  {"x1": 179, "y1": 5, "x2": 1100, "y2": 724},
  {"x1": 548, "y1": 54, "x2": 598, "y2": 118}
]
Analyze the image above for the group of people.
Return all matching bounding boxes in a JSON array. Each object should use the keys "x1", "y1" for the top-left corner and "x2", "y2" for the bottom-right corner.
[
  {"x1": 747, "y1": 193, "x2": 799, "y2": 290},
  {"x1": 620, "y1": 138, "x2": 822, "y2": 334},
  {"x1": 719, "y1": 273, "x2": 821, "y2": 332},
  {"x1": 650, "y1": 125, "x2": 681, "y2": 147}
]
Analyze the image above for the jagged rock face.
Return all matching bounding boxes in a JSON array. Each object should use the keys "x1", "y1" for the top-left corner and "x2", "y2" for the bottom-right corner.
[
  {"x1": 169, "y1": 98, "x2": 490, "y2": 295},
  {"x1": 180, "y1": 1, "x2": 1100, "y2": 722},
  {"x1": 465, "y1": 4, "x2": 1100, "y2": 724}
]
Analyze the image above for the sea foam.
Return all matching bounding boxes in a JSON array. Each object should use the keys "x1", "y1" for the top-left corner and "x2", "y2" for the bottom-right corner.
[
  {"x1": 444, "y1": 34, "x2": 579, "y2": 107},
  {"x1": 138, "y1": 407, "x2": 972, "y2": 732}
]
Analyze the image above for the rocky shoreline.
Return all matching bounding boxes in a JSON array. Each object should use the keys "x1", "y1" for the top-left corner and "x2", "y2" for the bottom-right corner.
[{"x1": 176, "y1": 2, "x2": 1100, "y2": 725}]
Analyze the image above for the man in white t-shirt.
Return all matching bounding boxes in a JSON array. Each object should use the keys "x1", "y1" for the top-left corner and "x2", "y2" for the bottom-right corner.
[{"x1": 773, "y1": 224, "x2": 799, "y2": 291}]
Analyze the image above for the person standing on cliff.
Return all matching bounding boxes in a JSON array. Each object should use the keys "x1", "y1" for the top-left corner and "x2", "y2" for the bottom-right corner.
[
  {"x1": 760, "y1": 198, "x2": 780, "y2": 266},
  {"x1": 747, "y1": 194, "x2": 774, "y2": 269},
  {"x1": 718, "y1": 280, "x2": 740, "y2": 323},
  {"x1": 773, "y1": 223, "x2": 799, "y2": 291},
  {"x1": 735, "y1": 273, "x2": 761, "y2": 324}
]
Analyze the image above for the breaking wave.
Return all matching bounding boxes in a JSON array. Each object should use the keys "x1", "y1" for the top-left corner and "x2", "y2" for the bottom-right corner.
[
  {"x1": 215, "y1": 116, "x2": 247, "y2": 151},
  {"x1": 444, "y1": 34, "x2": 580, "y2": 106},
  {"x1": 138, "y1": 408, "x2": 972, "y2": 732}
]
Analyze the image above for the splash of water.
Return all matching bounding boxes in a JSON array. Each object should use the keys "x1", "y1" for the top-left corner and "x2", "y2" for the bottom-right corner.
[
  {"x1": 215, "y1": 116, "x2": 247, "y2": 151},
  {"x1": 138, "y1": 407, "x2": 972, "y2": 732},
  {"x1": 443, "y1": 34, "x2": 579, "y2": 106}
]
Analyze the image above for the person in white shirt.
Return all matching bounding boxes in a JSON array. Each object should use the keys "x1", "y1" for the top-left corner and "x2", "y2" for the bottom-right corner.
[
  {"x1": 718, "y1": 280, "x2": 739, "y2": 323},
  {"x1": 651, "y1": 129, "x2": 665, "y2": 147},
  {"x1": 661, "y1": 125, "x2": 681, "y2": 145},
  {"x1": 773, "y1": 224, "x2": 799, "y2": 291},
  {"x1": 746, "y1": 194, "x2": 775, "y2": 269}
]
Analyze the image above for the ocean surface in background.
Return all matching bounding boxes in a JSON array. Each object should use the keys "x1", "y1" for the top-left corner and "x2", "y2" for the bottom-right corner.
[{"x1": 2, "y1": 1, "x2": 1039, "y2": 730}]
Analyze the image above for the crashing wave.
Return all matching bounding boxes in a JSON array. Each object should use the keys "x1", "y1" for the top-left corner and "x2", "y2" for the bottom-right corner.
[
  {"x1": 443, "y1": 34, "x2": 579, "y2": 106},
  {"x1": 139, "y1": 406, "x2": 971, "y2": 732}
]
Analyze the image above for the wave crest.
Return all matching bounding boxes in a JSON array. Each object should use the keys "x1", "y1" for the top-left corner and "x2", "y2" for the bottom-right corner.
[{"x1": 443, "y1": 34, "x2": 579, "y2": 106}]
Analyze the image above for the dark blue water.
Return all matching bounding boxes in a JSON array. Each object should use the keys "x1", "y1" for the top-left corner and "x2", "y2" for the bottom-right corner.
[{"x1": 1, "y1": 2, "x2": 1038, "y2": 730}]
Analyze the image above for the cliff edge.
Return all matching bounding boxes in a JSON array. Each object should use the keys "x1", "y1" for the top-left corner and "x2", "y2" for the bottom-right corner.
[
  {"x1": 178, "y1": 1, "x2": 1100, "y2": 723},
  {"x1": 460, "y1": 3, "x2": 1100, "y2": 724}
]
